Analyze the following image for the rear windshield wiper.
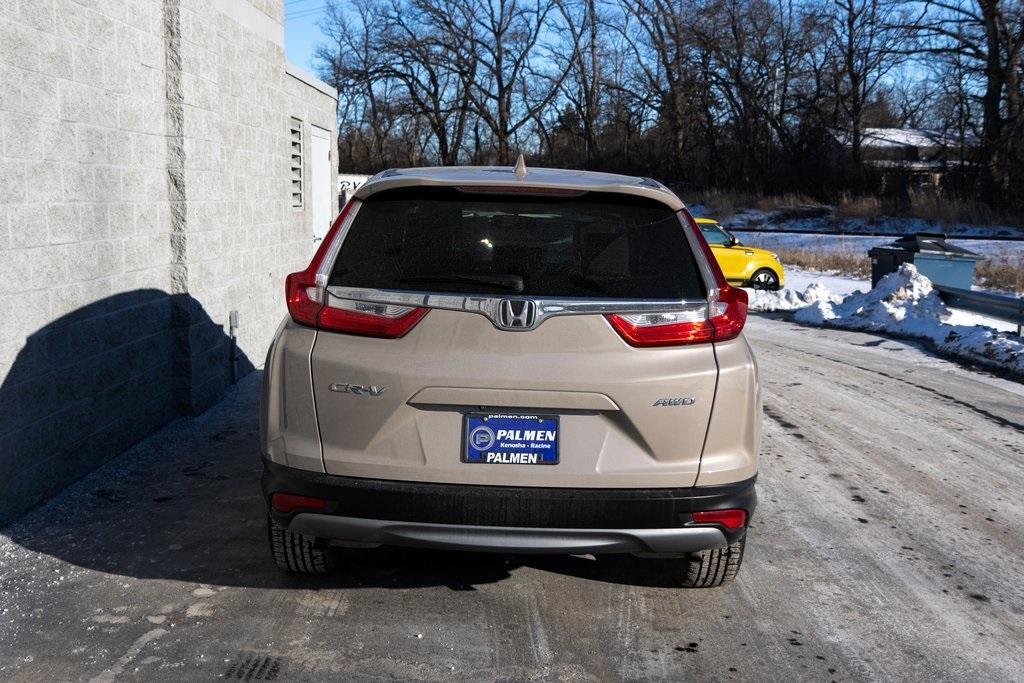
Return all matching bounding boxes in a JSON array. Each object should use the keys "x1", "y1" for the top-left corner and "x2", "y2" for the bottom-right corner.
[
  {"x1": 568, "y1": 273, "x2": 606, "y2": 293},
  {"x1": 396, "y1": 272, "x2": 525, "y2": 292}
]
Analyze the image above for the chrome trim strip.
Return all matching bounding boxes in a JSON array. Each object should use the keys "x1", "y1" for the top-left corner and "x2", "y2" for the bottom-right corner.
[{"x1": 325, "y1": 286, "x2": 710, "y2": 330}]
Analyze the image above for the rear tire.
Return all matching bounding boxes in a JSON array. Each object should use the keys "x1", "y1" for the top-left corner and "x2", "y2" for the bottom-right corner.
[
  {"x1": 679, "y1": 536, "x2": 746, "y2": 588},
  {"x1": 748, "y1": 268, "x2": 780, "y2": 290},
  {"x1": 267, "y1": 513, "x2": 336, "y2": 573}
]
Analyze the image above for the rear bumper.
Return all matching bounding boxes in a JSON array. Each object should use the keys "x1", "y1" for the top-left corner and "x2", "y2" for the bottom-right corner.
[
  {"x1": 262, "y1": 460, "x2": 755, "y2": 554},
  {"x1": 289, "y1": 514, "x2": 728, "y2": 554}
]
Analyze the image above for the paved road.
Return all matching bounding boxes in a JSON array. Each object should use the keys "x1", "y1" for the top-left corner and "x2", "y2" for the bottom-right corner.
[{"x1": 2, "y1": 316, "x2": 1023, "y2": 681}]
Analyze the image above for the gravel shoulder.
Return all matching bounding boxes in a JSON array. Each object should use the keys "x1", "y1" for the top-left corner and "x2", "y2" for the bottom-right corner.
[{"x1": 1, "y1": 316, "x2": 1022, "y2": 681}]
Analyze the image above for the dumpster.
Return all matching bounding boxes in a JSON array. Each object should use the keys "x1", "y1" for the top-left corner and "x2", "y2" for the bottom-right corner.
[{"x1": 868, "y1": 232, "x2": 981, "y2": 289}]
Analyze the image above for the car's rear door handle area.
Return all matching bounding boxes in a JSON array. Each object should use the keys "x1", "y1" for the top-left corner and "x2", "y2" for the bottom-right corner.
[{"x1": 406, "y1": 387, "x2": 620, "y2": 411}]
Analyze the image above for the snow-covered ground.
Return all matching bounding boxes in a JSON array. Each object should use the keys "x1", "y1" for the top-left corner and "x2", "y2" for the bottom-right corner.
[
  {"x1": 732, "y1": 231, "x2": 1024, "y2": 260},
  {"x1": 784, "y1": 267, "x2": 866, "y2": 297},
  {"x1": 744, "y1": 277, "x2": 845, "y2": 313},
  {"x1": 689, "y1": 204, "x2": 1023, "y2": 240},
  {"x1": 744, "y1": 265, "x2": 1023, "y2": 376}
]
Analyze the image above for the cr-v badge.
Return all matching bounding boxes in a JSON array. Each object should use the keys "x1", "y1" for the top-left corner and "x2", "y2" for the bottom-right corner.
[{"x1": 329, "y1": 383, "x2": 387, "y2": 397}]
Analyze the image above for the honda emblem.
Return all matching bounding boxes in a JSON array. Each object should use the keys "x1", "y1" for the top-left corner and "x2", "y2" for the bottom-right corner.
[{"x1": 497, "y1": 299, "x2": 538, "y2": 330}]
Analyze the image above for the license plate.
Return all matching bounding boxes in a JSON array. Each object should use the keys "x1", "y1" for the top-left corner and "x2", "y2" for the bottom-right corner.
[{"x1": 462, "y1": 413, "x2": 559, "y2": 465}]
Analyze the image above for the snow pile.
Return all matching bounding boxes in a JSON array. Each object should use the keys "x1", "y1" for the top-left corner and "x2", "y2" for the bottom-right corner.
[
  {"x1": 793, "y1": 263, "x2": 945, "y2": 326},
  {"x1": 744, "y1": 282, "x2": 844, "y2": 312},
  {"x1": 792, "y1": 264, "x2": 1024, "y2": 374}
]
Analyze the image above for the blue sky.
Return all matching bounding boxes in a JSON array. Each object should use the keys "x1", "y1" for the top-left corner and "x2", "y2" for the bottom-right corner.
[{"x1": 284, "y1": 0, "x2": 333, "y2": 71}]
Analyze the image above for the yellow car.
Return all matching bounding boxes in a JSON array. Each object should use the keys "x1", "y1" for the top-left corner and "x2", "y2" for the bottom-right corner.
[{"x1": 695, "y1": 217, "x2": 785, "y2": 290}]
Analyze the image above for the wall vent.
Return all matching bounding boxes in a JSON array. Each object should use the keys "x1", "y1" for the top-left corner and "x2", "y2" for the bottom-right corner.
[{"x1": 290, "y1": 118, "x2": 303, "y2": 209}]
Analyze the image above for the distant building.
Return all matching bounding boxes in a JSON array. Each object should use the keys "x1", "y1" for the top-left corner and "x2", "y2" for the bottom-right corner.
[
  {"x1": 827, "y1": 128, "x2": 978, "y2": 191},
  {"x1": 337, "y1": 174, "x2": 372, "y2": 215}
]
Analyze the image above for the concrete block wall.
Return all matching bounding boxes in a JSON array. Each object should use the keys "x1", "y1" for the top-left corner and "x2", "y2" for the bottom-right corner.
[
  {"x1": 0, "y1": 0, "x2": 176, "y2": 523},
  {"x1": 0, "y1": 0, "x2": 337, "y2": 524},
  {"x1": 171, "y1": 0, "x2": 338, "y2": 413}
]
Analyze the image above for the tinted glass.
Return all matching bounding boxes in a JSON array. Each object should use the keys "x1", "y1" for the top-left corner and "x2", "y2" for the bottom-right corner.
[
  {"x1": 330, "y1": 187, "x2": 705, "y2": 299},
  {"x1": 699, "y1": 223, "x2": 731, "y2": 245}
]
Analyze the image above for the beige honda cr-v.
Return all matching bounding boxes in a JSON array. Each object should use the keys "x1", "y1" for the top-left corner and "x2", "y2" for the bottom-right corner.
[{"x1": 261, "y1": 164, "x2": 760, "y2": 587}]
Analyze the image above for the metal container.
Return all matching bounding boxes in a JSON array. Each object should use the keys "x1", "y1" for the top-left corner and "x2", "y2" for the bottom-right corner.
[{"x1": 868, "y1": 232, "x2": 981, "y2": 289}]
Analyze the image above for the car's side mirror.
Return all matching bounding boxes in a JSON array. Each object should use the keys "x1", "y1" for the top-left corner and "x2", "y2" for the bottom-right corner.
[{"x1": 727, "y1": 236, "x2": 739, "y2": 247}]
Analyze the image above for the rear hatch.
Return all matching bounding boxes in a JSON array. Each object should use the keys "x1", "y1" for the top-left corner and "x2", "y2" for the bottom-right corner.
[{"x1": 298, "y1": 186, "x2": 742, "y2": 488}]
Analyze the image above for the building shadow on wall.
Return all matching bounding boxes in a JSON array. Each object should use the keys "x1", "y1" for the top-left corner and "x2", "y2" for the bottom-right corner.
[
  {"x1": 2, "y1": 291, "x2": 686, "y2": 591},
  {"x1": 0, "y1": 289, "x2": 253, "y2": 524}
]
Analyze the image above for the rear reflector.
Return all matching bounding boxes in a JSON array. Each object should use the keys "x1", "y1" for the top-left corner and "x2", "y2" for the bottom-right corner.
[
  {"x1": 270, "y1": 492, "x2": 328, "y2": 513},
  {"x1": 318, "y1": 299, "x2": 428, "y2": 338},
  {"x1": 692, "y1": 509, "x2": 747, "y2": 529}
]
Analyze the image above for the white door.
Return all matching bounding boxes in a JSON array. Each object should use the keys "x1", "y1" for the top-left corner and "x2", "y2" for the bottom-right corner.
[{"x1": 310, "y1": 125, "x2": 332, "y2": 245}]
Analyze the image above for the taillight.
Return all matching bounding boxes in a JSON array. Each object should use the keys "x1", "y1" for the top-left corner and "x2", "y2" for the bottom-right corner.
[
  {"x1": 270, "y1": 492, "x2": 328, "y2": 513},
  {"x1": 318, "y1": 299, "x2": 427, "y2": 338},
  {"x1": 605, "y1": 211, "x2": 748, "y2": 347},
  {"x1": 707, "y1": 286, "x2": 747, "y2": 342},
  {"x1": 285, "y1": 200, "x2": 356, "y2": 328},
  {"x1": 285, "y1": 273, "x2": 321, "y2": 327},
  {"x1": 284, "y1": 201, "x2": 429, "y2": 338},
  {"x1": 606, "y1": 309, "x2": 714, "y2": 346},
  {"x1": 692, "y1": 509, "x2": 747, "y2": 529},
  {"x1": 606, "y1": 288, "x2": 747, "y2": 347}
]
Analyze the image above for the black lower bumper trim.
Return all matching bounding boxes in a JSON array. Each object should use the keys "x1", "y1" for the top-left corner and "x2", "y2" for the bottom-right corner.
[
  {"x1": 288, "y1": 514, "x2": 729, "y2": 554},
  {"x1": 262, "y1": 460, "x2": 755, "y2": 539}
]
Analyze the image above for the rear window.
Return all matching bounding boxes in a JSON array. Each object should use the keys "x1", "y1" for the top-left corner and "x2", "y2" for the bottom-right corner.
[{"x1": 329, "y1": 187, "x2": 705, "y2": 300}]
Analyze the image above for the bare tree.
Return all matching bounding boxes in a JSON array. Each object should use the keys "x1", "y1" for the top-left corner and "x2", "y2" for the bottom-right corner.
[
  {"x1": 420, "y1": 0, "x2": 573, "y2": 163},
  {"x1": 611, "y1": 0, "x2": 699, "y2": 176},
  {"x1": 832, "y1": 0, "x2": 912, "y2": 167},
  {"x1": 317, "y1": 0, "x2": 408, "y2": 169},
  {"x1": 311, "y1": 0, "x2": 1024, "y2": 208},
  {"x1": 553, "y1": 0, "x2": 603, "y2": 165},
  {"x1": 908, "y1": 0, "x2": 1024, "y2": 198},
  {"x1": 378, "y1": 0, "x2": 477, "y2": 164}
]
